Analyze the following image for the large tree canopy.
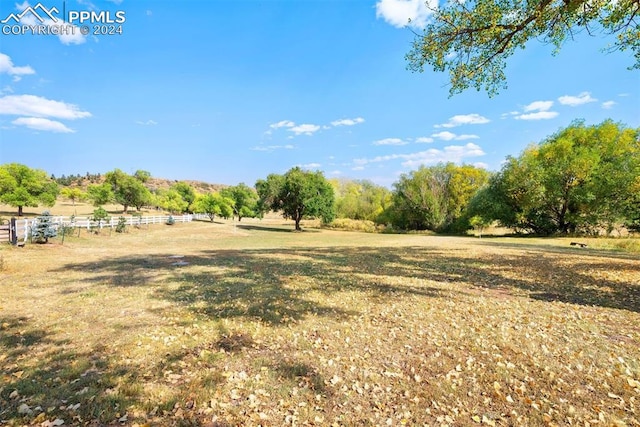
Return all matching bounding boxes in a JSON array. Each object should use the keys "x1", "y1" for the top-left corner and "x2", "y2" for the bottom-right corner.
[
  {"x1": 104, "y1": 169, "x2": 152, "y2": 213},
  {"x1": 220, "y1": 183, "x2": 259, "y2": 221},
  {"x1": 256, "y1": 167, "x2": 335, "y2": 231},
  {"x1": 406, "y1": 0, "x2": 640, "y2": 96},
  {"x1": 0, "y1": 163, "x2": 59, "y2": 216},
  {"x1": 468, "y1": 120, "x2": 640, "y2": 234},
  {"x1": 391, "y1": 162, "x2": 489, "y2": 231}
]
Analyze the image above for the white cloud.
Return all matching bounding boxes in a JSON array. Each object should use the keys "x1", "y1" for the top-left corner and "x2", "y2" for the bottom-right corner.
[
  {"x1": 402, "y1": 143, "x2": 485, "y2": 168},
  {"x1": 601, "y1": 101, "x2": 616, "y2": 109},
  {"x1": 558, "y1": 91, "x2": 597, "y2": 107},
  {"x1": 251, "y1": 144, "x2": 295, "y2": 152},
  {"x1": 0, "y1": 53, "x2": 35, "y2": 77},
  {"x1": 352, "y1": 166, "x2": 365, "y2": 171},
  {"x1": 515, "y1": 111, "x2": 559, "y2": 120},
  {"x1": 523, "y1": 100, "x2": 553, "y2": 112},
  {"x1": 12, "y1": 117, "x2": 74, "y2": 133},
  {"x1": 299, "y1": 163, "x2": 322, "y2": 169},
  {"x1": 514, "y1": 99, "x2": 558, "y2": 120},
  {"x1": 329, "y1": 170, "x2": 342, "y2": 176},
  {"x1": 289, "y1": 123, "x2": 320, "y2": 136},
  {"x1": 136, "y1": 119, "x2": 157, "y2": 125},
  {"x1": 373, "y1": 137, "x2": 408, "y2": 146},
  {"x1": 500, "y1": 111, "x2": 520, "y2": 119},
  {"x1": 432, "y1": 131, "x2": 456, "y2": 141},
  {"x1": 353, "y1": 143, "x2": 485, "y2": 169},
  {"x1": 375, "y1": 0, "x2": 437, "y2": 29},
  {"x1": 270, "y1": 120, "x2": 295, "y2": 129},
  {"x1": 431, "y1": 131, "x2": 479, "y2": 141},
  {"x1": 456, "y1": 134, "x2": 480, "y2": 140},
  {"x1": 435, "y1": 113, "x2": 490, "y2": 128},
  {"x1": 331, "y1": 117, "x2": 365, "y2": 127},
  {"x1": 473, "y1": 162, "x2": 489, "y2": 169},
  {"x1": 415, "y1": 137, "x2": 434, "y2": 143},
  {"x1": 0, "y1": 94, "x2": 91, "y2": 119}
]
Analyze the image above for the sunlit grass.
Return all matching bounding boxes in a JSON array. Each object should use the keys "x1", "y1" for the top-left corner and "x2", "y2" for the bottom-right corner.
[{"x1": 1, "y1": 218, "x2": 639, "y2": 425}]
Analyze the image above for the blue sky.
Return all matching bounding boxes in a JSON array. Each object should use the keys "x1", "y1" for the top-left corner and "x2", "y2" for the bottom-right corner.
[{"x1": 1, "y1": 0, "x2": 638, "y2": 187}]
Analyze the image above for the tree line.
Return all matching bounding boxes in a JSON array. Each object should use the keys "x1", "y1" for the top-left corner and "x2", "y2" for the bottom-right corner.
[{"x1": 1, "y1": 120, "x2": 638, "y2": 235}]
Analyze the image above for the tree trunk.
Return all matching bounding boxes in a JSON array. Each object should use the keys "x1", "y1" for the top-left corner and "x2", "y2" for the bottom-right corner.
[
  {"x1": 123, "y1": 204, "x2": 128, "y2": 214},
  {"x1": 294, "y1": 213, "x2": 302, "y2": 231},
  {"x1": 18, "y1": 206, "x2": 23, "y2": 216}
]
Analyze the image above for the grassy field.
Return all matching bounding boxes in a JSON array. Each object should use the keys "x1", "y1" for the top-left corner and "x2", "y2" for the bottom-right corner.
[{"x1": 1, "y1": 216, "x2": 639, "y2": 426}]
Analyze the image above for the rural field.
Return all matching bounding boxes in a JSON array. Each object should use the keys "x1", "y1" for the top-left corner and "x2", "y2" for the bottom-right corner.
[{"x1": 1, "y1": 216, "x2": 639, "y2": 426}]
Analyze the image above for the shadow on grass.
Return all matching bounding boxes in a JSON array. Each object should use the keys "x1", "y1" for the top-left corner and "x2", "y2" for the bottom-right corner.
[
  {"x1": 51, "y1": 242, "x2": 640, "y2": 317},
  {"x1": 0, "y1": 316, "x2": 146, "y2": 425},
  {"x1": 236, "y1": 224, "x2": 321, "y2": 233}
]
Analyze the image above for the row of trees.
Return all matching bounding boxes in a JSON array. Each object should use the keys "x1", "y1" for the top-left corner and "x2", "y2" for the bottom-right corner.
[
  {"x1": 257, "y1": 121, "x2": 638, "y2": 235},
  {"x1": 1, "y1": 121, "x2": 638, "y2": 234}
]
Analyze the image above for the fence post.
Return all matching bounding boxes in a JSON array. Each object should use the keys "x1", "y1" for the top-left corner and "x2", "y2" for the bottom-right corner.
[{"x1": 10, "y1": 217, "x2": 17, "y2": 246}]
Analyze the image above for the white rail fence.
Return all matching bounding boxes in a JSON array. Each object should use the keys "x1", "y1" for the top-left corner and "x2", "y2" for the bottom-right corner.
[{"x1": 13, "y1": 214, "x2": 203, "y2": 244}]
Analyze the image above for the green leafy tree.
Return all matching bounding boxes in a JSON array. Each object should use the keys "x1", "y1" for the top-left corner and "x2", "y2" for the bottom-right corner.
[
  {"x1": 0, "y1": 163, "x2": 59, "y2": 216},
  {"x1": 220, "y1": 183, "x2": 259, "y2": 221},
  {"x1": 105, "y1": 169, "x2": 152, "y2": 213},
  {"x1": 256, "y1": 167, "x2": 335, "y2": 231},
  {"x1": 477, "y1": 120, "x2": 639, "y2": 234},
  {"x1": 157, "y1": 189, "x2": 189, "y2": 214},
  {"x1": 192, "y1": 192, "x2": 235, "y2": 221},
  {"x1": 86, "y1": 183, "x2": 114, "y2": 207},
  {"x1": 406, "y1": 0, "x2": 640, "y2": 96},
  {"x1": 60, "y1": 187, "x2": 86, "y2": 206},
  {"x1": 391, "y1": 163, "x2": 489, "y2": 231},
  {"x1": 133, "y1": 169, "x2": 152, "y2": 183},
  {"x1": 469, "y1": 215, "x2": 492, "y2": 238},
  {"x1": 332, "y1": 179, "x2": 392, "y2": 223},
  {"x1": 171, "y1": 182, "x2": 197, "y2": 213}
]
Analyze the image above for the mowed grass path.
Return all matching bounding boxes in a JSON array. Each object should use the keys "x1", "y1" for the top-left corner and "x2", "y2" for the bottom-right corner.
[{"x1": 1, "y1": 220, "x2": 639, "y2": 426}]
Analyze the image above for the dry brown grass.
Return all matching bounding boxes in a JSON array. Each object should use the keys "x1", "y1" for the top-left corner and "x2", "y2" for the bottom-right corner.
[{"x1": 1, "y1": 218, "x2": 639, "y2": 426}]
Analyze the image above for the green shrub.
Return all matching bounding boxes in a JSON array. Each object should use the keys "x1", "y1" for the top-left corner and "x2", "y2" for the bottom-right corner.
[
  {"x1": 31, "y1": 211, "x2": 57, "y2": 244},
  {"x1": 115, "y1": 216, "x2": 127, "y2": 233},
  {"x1": 325, "y1": 218, "x2": 382, "y2": 233}
]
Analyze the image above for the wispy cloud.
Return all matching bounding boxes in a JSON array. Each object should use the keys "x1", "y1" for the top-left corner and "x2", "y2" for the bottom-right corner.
[
  {"x1": 375, "y1": 0, "x2": 438, "y2": 29},
  {"x1": 0, "y1": 53, "x2": 35, "y2": 82},
  {"x1": 331, "y1": 117, "x2": 365, "y2": 127},
  {"x1": 298, "y1": 163, "x2": 322, "y2": 169},
  {"x1": 289, "y1": 123, "x2": 320, "y2": 136},
  {"x1": 523, "y1": 100, "x2": 554, "y2": 112},
  {"x1": 515, "y1": 111, "x2": 559, "y2": 120},
  {"x1": 270, "y1": 120, "x2": 295, "y2": 129},
  {"x1": 373, "y1": 137, "x2": 408, "y2": 146},
  {"x1": 431, "y1": 131, "x2": 479, "y2": 141},
  {"x1": 353, "y1": 143, "x2": 485, "y2": 169},
  {"x1": 601, "y1": 100, "x2": 616, "y2": 109},
  {"x1": 12, "y1": 117, "x2": 74, "y2": 133},
  {"x1": 136, "y1": 119, "x2": 157, "y2": 126},
  {"x1": 514, "y1": 100, "x2": 558, "y2": 120},
  {"x1": 0, "y1": 94, "x2": 91, "y2": 119},
  {"x1": 251, "y1": 144, "x2": 295, "y2": 152},
  {"x1": 435, "y1": 113, "x2": 490, "y2": 128},
  {"x1": 558, "y1": 91, "x2": 597, "y2": 107},
  {"x1": 415, "y1": 137, "x2": 434, "y2": 143}
]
